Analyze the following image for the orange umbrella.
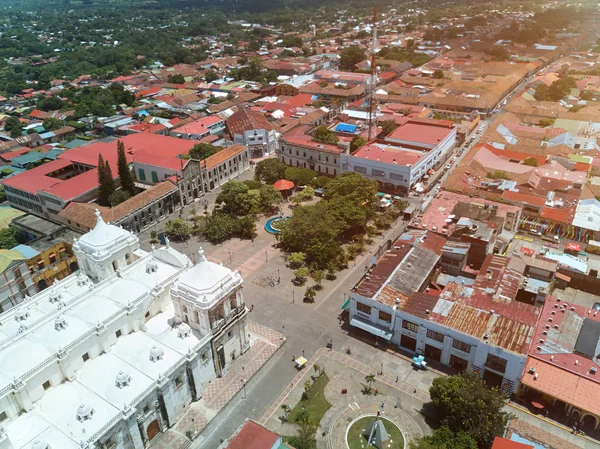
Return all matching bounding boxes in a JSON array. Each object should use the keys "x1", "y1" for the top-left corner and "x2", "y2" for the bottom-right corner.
[{"x1": 273, "y1": 179, "x2": 295, "y2": 191}]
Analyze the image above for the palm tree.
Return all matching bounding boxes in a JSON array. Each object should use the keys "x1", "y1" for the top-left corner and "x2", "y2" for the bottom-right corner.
[
  {"x1": 365, "y1": 373, "x2": 376, "y2": 393},
  {"x1": 313, "y1": 363, "x2": 321, "y2": 376}
]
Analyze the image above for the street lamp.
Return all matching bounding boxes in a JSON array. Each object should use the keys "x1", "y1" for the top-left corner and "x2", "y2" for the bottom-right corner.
[
  {"x1": 241, "y1": 378, "x2": 247, "y2": 399},
  {"x1": 380, "y1": 363, "x2": 384, "y2": 375},
  {"x1": 191, "y1": 418, "x2": 196, "y2": 435},
  {"x1": 265, "y1": 250, "x2": 268, "y2": 262}
]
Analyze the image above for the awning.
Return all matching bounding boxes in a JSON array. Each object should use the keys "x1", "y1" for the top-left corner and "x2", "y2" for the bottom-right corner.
[
  {"x1": 350, "y1": 317, "x2": 393, "y2": 341},
  {"x1": 566, "y1": 242, "x2": 582, "y2": 252},
  {"x1": 295, "y1": 356, "x2": 307, "y2": 367},
  {"x1": 340, "y1": 298, "x2": 350, "y2": 310}
]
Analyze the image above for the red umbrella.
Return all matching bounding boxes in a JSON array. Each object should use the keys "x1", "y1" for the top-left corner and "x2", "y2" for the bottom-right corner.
[{"x1": 273, "y1": 179, "x2": 295, "y2": 191}]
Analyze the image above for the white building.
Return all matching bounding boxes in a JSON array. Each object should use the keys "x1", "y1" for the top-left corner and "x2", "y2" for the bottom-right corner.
[
  {"x1": 0, "y1": 211, "x2": 248, "y2": 449},
  {"x1": 227, "y1": 110, "x2": 278, "y2": 159},
  {"x1": 342, "y1": 118, "x2": 456, "y2": 193},
  {"x1": 348, "y1": 230, "x2": 539, "y2": 394}
]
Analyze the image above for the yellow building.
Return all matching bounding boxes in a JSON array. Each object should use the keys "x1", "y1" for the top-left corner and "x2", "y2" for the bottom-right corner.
[{"x1": 27, "y1": 242, "x2": 78, "y2": 290}]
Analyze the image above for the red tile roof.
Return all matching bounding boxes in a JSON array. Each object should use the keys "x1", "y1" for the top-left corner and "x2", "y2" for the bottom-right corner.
[
  {"x1": 492, "y1": 437, "x2": 533, "y2": 449},
  {"x1": 225, "y1": 421, "x2": 279, "y2": 449},
  {"x1": 227, "y1": 109, "x2": 272, "y2": 135},
  {"x1": 351, "y1": 142, "x2": 423, "y2": 166},
  {"x1": 386, "y1": 118, "x2": 455, "y2": 147}
]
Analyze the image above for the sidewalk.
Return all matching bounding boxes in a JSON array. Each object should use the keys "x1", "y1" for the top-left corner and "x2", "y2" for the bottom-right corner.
[{"x1": 150, "y1": 321, "x2": 285, "y2": 449}]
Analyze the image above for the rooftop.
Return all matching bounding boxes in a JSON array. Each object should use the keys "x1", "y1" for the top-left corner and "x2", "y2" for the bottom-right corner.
[
  {"x1": 281, "y1": 125, "x2": 343, "y2": 154},
  {"x1": 351, "y1": 141, "x2": 425, "y2": 166},
  {"x1": 225, "y1": 421, "x2": 280, "y2": 449},
  {"x1": 386, "y1": 118, "x2": 455, "y2": 148}
]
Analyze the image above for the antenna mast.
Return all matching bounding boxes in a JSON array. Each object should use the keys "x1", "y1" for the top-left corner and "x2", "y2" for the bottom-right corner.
[{"x1": 367, "y1": 6, "x2": 378, "y2": 141}]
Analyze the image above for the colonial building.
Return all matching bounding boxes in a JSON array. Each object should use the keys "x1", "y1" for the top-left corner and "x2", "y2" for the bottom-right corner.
[
  {"x1": 342, "y1": 118, "x2": 457, "y2": 194},
  {"x1": 348, "y1": 229, "x2": 540, "y2": 394},
  {"x1": 278, "y1": 125, "x2": 345, "y2": 176},
  {"x1": 227, "y1": 110, "x2": 278, "y2": 159},
  {"x1": 0, "y1": 212, "x2": 248, "y2": 449}
]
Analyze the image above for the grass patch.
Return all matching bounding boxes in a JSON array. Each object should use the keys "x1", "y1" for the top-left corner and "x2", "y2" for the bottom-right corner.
[
  {"x1": 347, "y1": 417, "x2": 404, "y2": 449},
  {"x1": 287, "y1": 373, "x2": 332, "y2": 425}
]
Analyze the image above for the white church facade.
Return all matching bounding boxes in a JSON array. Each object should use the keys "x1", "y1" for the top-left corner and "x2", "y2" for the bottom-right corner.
[{"x1": 0, "y1": 211, "x2": 248, "y2": 449}]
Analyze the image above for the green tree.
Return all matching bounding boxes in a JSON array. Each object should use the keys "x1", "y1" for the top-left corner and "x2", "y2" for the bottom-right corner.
[
  {"x1": 37, "y1": 96, "x2": 64, "y2": 112},
  {"x1": 288, "y1": 252, "x2": 305, "y2": 269},
  {"x1": 548, "y1": 78, "x2": 572, "y2": 101},
  {"x1": 364, "y1": 373, "x2": 375, "y2": 392},
  {"x1": 288, "y1": 420, "x2": 317, "y2": 449},
  {"x1": 205, "y1": 69, "x2": 219, "y2": 83},
  {"x1": 534, "y1": 84, "x2": 550, "y2": 101},
  {"x1": 117, "y1": 140, "x2": 136, "y2": 196},
  {"x1": 0, "y1": 186, "x2": 5, "y2": 202},
  {"x1": 109, "y1": 189, "x2": 131, "y2": 207},
  {"x1": 324, "y1": 172, "x2": 378, "y2": 206},
  {"x1": 487, "y1": 170, "x2": 510, "y2": 180},
  {"x1": 409, "y1": 426, "x2": 477, "y2": 449},
  {"x1": 167, "y1": 73, "x2": 185, "y2": 84},
  {"x1": 432, "y1": 69, "x2": 445, "y2": 79},
  {"x1": 304, "y1": 287, "x2": 316, "y2": 303},
  {"x1": 293, "y1": 267, "x2": 310, "y2": 285},
  {"x1": 216, "y1": 181, "x2": 254, "y2": 216},
  {"x1": 188, "y1": 142, "x2": 219, "y2": 161},
  {"x1": 485, "y1": 46, "x2": 510, "y2": 61},
  {"x1": 339, "y1": 46, "x2": 366, "y2": 71},
  {"x1": 97, "y1": 154, "x2": 115, "y2": 207},
  {"x1": 429, "y1": 374, "x2": 509, "y2": 448},
  {"x1": 43, "y1": 117, "x2": 62, "y2": 131},
  {"x1": 4, "y1": 116, "x2": 23, "y2": 138},
  {"x1": 255, "y1": 158, "x2": 287, "y2": 184},
  {"x1": 258, "y1": 184, "x2": 282, "y2": 211},
  {"x1": 380, "y1": 119, "x2": 399, "y2": 137},
  {"x1": 284, "y1": 167, "x2": 317, "y2": 186},
  {"x1": 350, "y1": 136, "x2": 367, "y2": 151},
  {"x1": 523, "y1": 157, "x2": 539, "y2": 167},
  {"x1": 166, "y1": 218, "x2": 191, "y2": 240},
  {"x1": 0, "y1": 227, "x2": 19, "y2": 250},
  {"x1": 313, "y1": 126, "x2": 338, "y2": 144}
]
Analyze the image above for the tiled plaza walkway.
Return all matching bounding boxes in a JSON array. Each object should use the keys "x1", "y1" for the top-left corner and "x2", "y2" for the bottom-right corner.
[{"x1": 150, "y1": 321, "x2": 284, "y2": 449}]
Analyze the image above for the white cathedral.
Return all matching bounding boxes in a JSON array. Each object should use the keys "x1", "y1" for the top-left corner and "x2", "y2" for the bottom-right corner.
[{"x1": 0, "y1": 211, "x2": 249, "y2": 449}]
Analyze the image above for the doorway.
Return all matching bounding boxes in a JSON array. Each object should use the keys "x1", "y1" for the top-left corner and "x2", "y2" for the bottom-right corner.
[{"x1": 147, "y1": 420, "x2": 160, "y2": 441}]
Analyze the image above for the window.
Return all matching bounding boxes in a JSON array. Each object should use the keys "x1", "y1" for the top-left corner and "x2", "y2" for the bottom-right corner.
[
  {"x1": 43, "y1": 380, "x2": 51, "y2": 391},
  {"x1": 356, "y1": 302, "x2": 372, "y2": 315},
  {"x1": 138, "y1": 168, "x2": 146, "y2": 181},
  {"x1": 0, "y1": 411, "x2": 6, "y2": 423},
  {"x1": 175, "y1": 374, "x2": 184, "y2": 388},
  {"x1": 426, "y1": 329, "x2": 444, "y2": 343},
  {"x1": 82, "y1": 352, "x2": 90, "y2": 362},
  {"x1": 452, "y1": 339, "x2": 471, "y2": 353},
  {"x1": 227, "y1": 331, "x2": 232, "y2": 338},
  {"x1": 49, "y1": 253, "x2": 56, "y2": 263},
  {"x1": 379, "y1": 311, "x2": 392, "y2": 323},
  {"x1": 143, "y1": 405, "x2": 150, "y2": 414},
  {"x1": 151, "y1": 171, "x2": 159, "y2": 183},
  {"x1": 115, "y1": 329, "x2": 122, "y2": 338},
  {"x1": 402, "y1": 320, "x2": 419, "y2": 333},
  {"x1": 485, "y1": 354, "x2": 507, "y2": 373}
]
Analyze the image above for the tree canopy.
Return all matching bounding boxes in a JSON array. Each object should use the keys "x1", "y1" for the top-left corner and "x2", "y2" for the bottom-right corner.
[
  {"x1": 409, "y1": 426, "x2": 477, "y2": 449},
  {"x1": 97, "y1": 154, "x2": 116, "y2": 207},
  {"x1": 255, "y1": 158, "x2": 287, "y2": 184},
  {"x1": 0, "y1": 227, "x2": 19, "y2": 250},
  {"x1": 117, "y1": 140, "x2": 136, "y2": 196},
  {"x1": 216, "y1": 180, "x2": 281, "y2": 216},
  {"x1": 284, "y1": 167, "x2": 317, "y2": 186},
  {"x1": 339, "y1": 46, "x2": 366, "y2": 71},
  {"x1": 187, "y1": 143, "x2": 219, "y2": 161},
  {"x1": 313, "y1": 126, "x2": 338, "y2": 144},
  {"x1": 429, "y1": 374, "x2": 509, "y2": 448}
]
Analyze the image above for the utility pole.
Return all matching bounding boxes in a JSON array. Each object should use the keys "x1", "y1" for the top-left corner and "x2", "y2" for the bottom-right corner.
[{"x1": 367, "y1": 6, "x2": 378, "y2": 141}]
